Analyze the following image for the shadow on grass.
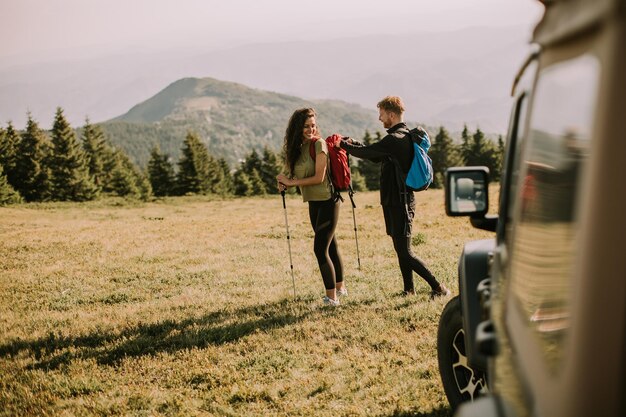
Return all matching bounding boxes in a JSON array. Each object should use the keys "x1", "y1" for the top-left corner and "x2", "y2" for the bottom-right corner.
[
  {"x1": 381, "y1": 404, "x2": 452, "y2": 417},
  {"x1": 0, "y1": 297, "x2": 314, "y2": 369}
]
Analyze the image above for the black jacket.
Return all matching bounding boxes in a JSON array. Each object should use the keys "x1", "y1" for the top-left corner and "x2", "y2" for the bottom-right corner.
[{"x1": 341, "y1": 123, "x2": 413, "y2": 207}]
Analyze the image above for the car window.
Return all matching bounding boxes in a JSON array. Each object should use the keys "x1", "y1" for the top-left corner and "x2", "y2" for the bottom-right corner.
[
  {"x1": 508, "y1": 54, "x2": 600, "y2": 372},
  {"x1": 499, "y1": 59, "x2": 536, "y2": 245}
]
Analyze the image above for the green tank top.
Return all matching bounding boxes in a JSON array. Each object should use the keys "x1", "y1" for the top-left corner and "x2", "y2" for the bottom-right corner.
[{"x1": 293, "y1": 139, "x2": 332, "y2": 202}]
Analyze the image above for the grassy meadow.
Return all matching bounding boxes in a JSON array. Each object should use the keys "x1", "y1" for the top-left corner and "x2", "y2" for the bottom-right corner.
[{"x1": 0, "y1": 190, "x2": 493, "y2": 417}]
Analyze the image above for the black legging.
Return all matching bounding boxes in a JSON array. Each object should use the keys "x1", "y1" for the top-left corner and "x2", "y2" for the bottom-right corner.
[
  {"x1": 391, "y1": 235, "x2": 439, "y2": 292},
  {"x1": 308, "y1": 198, "x2": 343, "y2": 290}
]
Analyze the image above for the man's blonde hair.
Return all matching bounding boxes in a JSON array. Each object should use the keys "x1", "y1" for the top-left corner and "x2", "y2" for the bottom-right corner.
[{"x1": 377, "y1": 96, "x2": 405, "y2": 115}]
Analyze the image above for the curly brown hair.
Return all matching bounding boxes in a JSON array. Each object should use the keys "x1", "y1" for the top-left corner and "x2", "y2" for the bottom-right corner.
[
  {"x1": 283, "y1": 108, "x2": 317, "y2": 177},
  {"x1": 377, "y1": 96, "x2": 405, "y2": 115}
]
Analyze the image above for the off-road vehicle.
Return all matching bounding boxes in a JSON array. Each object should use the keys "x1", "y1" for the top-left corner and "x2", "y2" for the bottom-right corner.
[{"x1": 436, "y1": 0, "x2": 626, "y2": 416}]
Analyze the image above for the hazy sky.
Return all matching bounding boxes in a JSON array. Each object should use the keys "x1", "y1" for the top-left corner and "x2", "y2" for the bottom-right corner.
[{"x1": 2, "y1": 0, "x2": 543, "y2": 64}]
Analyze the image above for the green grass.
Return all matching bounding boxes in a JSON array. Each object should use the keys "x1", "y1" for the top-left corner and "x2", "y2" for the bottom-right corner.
[{"x1": 0, "y1": 190, "x2": 493, "y2": 416}]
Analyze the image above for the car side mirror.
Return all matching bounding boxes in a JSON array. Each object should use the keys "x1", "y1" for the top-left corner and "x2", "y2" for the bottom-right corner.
[{"x1": 445, "y1": 167, "x2": 490, "y2": 217}]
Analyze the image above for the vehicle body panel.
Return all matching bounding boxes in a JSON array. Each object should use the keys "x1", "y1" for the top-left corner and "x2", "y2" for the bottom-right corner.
[{"x1": 439, "y1": 1, "x2": 626, "y2": 416}]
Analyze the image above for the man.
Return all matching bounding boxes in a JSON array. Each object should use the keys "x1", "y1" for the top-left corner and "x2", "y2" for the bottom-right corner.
[{"x1": 340, "y1": 96, "x2": 450, "y2": 299}]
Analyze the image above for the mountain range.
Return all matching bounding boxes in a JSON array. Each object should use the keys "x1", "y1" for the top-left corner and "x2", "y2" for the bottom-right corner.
[
  {"x1": 100, "y1": 77, "x2": 384, "y2": 167},
  {"x1": 0, "y1": 25, "x2": 532, "y2": 133}
]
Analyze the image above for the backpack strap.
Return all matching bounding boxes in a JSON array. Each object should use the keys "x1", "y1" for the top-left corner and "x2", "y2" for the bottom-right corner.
[
  {"x1": 388, "y1": 158, "x2": 412, "y2": 236},
  {"x1": 389, "y1": 130, "x2": 414, "y2": 234},
  {"x1": 308, "y1": 138, "x2": 341, "y2": 201},
  {"x1": 308, "y1": 138, "x2": 318, "y2": 161},
  {"x1": 391, "y1": 126, "x2": 428, "y2": 233},
  {"x1": 406, "y1": 127, "x2": 427, "y2": 146},
  {"x1": 391, "y1": 126, "x2": 410, "y2": 140}
]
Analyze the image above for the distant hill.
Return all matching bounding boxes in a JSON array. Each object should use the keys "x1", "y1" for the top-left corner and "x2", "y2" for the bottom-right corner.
[
  {"x1": 0, "y1": 26, "x2": 531, "y2": 133},
  {"x1": 100, "y1": 77, "x2": 384, "y2": 167},
  {"x1": 189, "y1": 26, "x2": 529, "y2": 133}
]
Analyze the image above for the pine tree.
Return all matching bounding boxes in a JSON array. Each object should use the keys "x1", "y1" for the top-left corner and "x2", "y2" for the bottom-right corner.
[
  {"x1": 358, "y1": 130, "x2": 381, "y2": 191},
  {"x1": 49, "y1": 108, "x2": 98, "y2": 201},
  {"x1": 460, "y1": 125, "x2": 471, "y2": 161},
  {"x1": 238, "y1": 149, "x2": 261, "y2": 195},
  {"x1": 109, "y1": 160, "x2": 140, "y2": 198},
  {"x1": 134, "y1": 168, "x2": 153, "y2": 201},
  {"x1": 497, "y1": 135, "x2": 505, "y2": 155},
  {"x1": 429, "y1": 126, "x2": 462, "y2": 188},
  {"x1": 14, "y1": 113, "x2": 51, "y2": 202},
  {"x1": 494, "y1": 135, "x2": 505, "y2": 181},
  {"x1": 249, "y1": 168, "x2": 267, "y2": 195},
  {"x1": 235, "y1": 149, "x2": 279, "y2": 196},
  {"x1": 215, "y1": 158, "x2": 234, "y2": 195},
  {"x1": 102, "y1": 148, "x2": 151, "y2": 199},
  {"x1": 461, "y1": 128, "x2": 500, "y2": 180},
  {"x1": 176, "y1": 131, "x2": 213, "y2": 195},
  {"x1": 243, "y1": 149, "x2": 263, "y2": 174},
  {"x1": 0, "y1": 122, "x2": 21, "y2": 190},
  {"x1": 233, "y1": 170, "x2": 253, "y2": 196},
  {"x1": 81, "y1": 118, "x2": 108, "y2": 190},
  {"x1": 0, "y1": 164, "x2": 22, "y2": 205},
  {"x1": 207, "y1": 156, "x2": 228, "y2": 195},
  {"x1": 100, "y1": 147, "x2": 120, "y2": 195},
  {"x1": 148, "y1": 145, "x2": 175, "y2": 197},
  {"x1": 120, "y1": 150, "x2": 151, "y2": 200},
  {"x1": 350, "y1": 167, "x2": 367, "y2": 192},
  {"x1": 259, "y1": 147, "x2": 282, "y2": 194}
]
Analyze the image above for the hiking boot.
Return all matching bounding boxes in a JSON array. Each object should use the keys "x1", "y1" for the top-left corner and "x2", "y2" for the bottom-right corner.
[
  {"x1": 323, "y1": 296, "x2": 340, "y2": 306},
  {"x1": 430, "y1": 284, "x2": 451, "y2": 300},
  {"x1": 337, "y1": 287, "x2": 348, "y2": 297}
]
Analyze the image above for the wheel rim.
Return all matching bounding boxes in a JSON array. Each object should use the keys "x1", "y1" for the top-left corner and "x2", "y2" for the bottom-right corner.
[{"x1": 451, "y1": 328, "x2": 488, "y2": 401}]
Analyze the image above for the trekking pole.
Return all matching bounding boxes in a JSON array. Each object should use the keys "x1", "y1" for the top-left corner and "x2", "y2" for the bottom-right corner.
[
  {"x1": 348, "y1": 188, "x2": 361, "y2": 270},
  {"x1": 281, "y1": 190, "x2": 297, "y2": 297}
]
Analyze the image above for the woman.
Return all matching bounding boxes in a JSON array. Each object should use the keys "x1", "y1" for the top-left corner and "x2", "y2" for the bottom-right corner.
[{"x1": 276, "y1": 108, "x2": 345, "y2": 306}]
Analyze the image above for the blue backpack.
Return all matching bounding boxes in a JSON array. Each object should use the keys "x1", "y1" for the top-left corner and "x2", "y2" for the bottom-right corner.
[{"x1": 404, "y1": 127, "x2": 433, "y2": 191}]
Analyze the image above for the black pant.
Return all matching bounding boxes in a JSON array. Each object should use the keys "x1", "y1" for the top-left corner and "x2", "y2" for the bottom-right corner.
[
  {"x1": 308, "y1": 198, "x2": 343, "y2": 290},
  {"x1": 391, "y1": 236, "x2": 439, "y2": 292},
  {"x1": 384, "y1": 199, "x2": 439, "y2": 292}
]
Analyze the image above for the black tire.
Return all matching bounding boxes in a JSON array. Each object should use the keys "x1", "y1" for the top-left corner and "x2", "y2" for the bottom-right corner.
[{"x1": 437, "y1": 295, "x2": 488, "y2": 411}]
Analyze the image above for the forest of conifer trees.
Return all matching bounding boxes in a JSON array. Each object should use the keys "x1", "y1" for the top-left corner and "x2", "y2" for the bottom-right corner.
[{"x1": 0, "y1": 108, "x2": 503, "y2": 205}]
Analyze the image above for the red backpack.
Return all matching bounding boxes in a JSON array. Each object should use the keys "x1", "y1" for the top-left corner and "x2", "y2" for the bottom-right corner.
[{"x1": 309, "y1": 134, "x2": 352, "y2": 192}]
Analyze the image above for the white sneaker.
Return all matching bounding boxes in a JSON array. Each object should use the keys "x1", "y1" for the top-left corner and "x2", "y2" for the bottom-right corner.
[
  {"x1": 337, "y1": 287, "x2": 348, "y2": 297},
  {"x1": 323, "y1": 296, "x2": 340, "y2": 306}
]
